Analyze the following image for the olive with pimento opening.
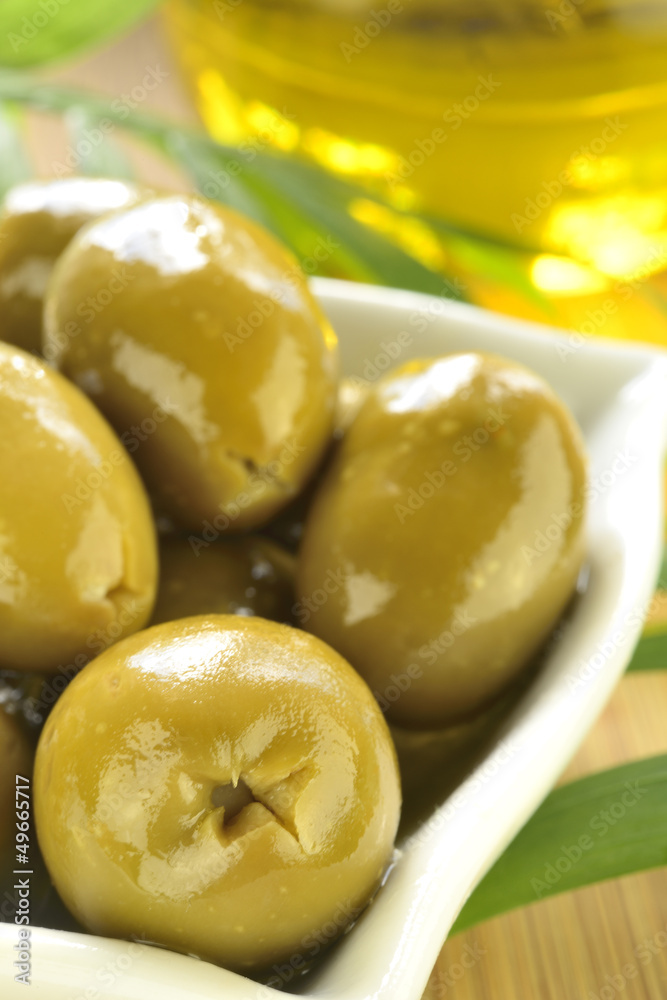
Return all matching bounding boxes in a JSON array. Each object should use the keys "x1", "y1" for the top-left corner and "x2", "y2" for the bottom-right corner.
[{"x1": 34, "y1": 614, "x2": 401, "y2": 972}]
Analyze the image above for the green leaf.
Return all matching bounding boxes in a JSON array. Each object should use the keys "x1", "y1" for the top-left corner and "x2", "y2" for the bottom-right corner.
[
  {"x1": 158, "y1": 127, "x2": 399, "y2": 284},
  {"x1": 452, "y1": 755, "x2": 667, "y2": 934},
  {"x1": 657, "y1": 544, "x2": 667, "y2": 591},
  {"x1": 161, "y1": 130, "x2": 288, "y2": 240},
  {"x1": 433, "y1": 223, "x2": 557, "y2": 318},
  {"x1": 161, "y1": 129, "x2": 456, "y2": 294},
  {"x1": 0, "y1": 0, "x2": 160, "y2": 69},
  {"x1": 625, "y1": 543, "x2": 667, "y2": 671},
  {"x1": 626, "y1": 631, "x2": 667, "y2": 672},
  {"x1": 0, "y1": 103, "x2": 30, "y2": 195},
  {"x1": 245, "y1": 154, "x2": 459, "y2": 295},
  {"x1": 64, "y1": 106, "x2": 134, "y2": 180}
]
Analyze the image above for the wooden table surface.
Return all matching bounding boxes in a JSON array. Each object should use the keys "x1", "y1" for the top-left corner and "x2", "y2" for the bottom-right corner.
[
  {"x1": 423, "y1": 670, "x2": 667, "y2": 1000},
  {"x1": 35, "y1": 16, "x2": 667, "y2": 998}
]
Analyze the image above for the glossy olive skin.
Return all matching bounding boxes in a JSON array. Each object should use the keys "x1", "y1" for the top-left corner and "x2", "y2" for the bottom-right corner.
[
  {"x1": 0, "y1": 343, "x2": 157, "y2": 674},
  {"x1": 0, "y1": 178, "x2": 143, "y2": 354},
  {"x1": 297, "y1": 353, "x2": 588, "y2": 729},
  {"x1": 34, "y1": 615, "x2": 401, "y2": 971},
  {"x1": 43, "y1": 195, "x2": 339, "y2": 531},
  {"x1": 151, "y1": 535, "x2": 295, "y2": 625}
]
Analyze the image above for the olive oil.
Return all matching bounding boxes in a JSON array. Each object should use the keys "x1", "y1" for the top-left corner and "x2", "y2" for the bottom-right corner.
[{"x1": 165, "y1": 0, "x2": 667, "y2": 342}]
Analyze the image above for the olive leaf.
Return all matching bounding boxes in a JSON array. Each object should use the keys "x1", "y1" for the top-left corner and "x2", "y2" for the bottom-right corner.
[
  {"x1": 0, "y1": 0, "x2": 160, "y2": 69},
  {"x1": 452, "y1": 754, "x2": 667, "y2": 933},
  {"x1": 424, "y1": 213, "x2": 557, "y2": 317},
  {"x1": 0, "y1": 103, "x2": 31, "y2": 194},
  {"x1": 64, "y1": 106, "x2": 135, "y2": 180},
  {"x1": 625, "y1": 544, "x2": 667, "y2": 672},
  {"x1": 626, "y1": 630, "x2": 667, "y2": 672}
]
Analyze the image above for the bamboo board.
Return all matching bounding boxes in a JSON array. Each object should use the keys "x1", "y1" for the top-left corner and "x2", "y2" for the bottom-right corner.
[{"x1": 423, "y1": 672, "x2": 667, "y2": 1000}]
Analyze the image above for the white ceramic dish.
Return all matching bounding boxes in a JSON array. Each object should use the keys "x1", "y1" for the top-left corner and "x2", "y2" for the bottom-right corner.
[{"x1": 2, "y1": 277, "x2": 667, "y2": 999}]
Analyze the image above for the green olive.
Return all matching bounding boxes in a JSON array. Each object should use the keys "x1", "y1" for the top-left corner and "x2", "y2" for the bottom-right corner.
[
  {"x1": 34, "y1": 614, "x2": 401, "y2": 971},
  {"x1": 151, "y1": 534, "x2": 295, "y2": 625},
  {"x1": 43, "y1": 194, "x2": 339, "y2": 531},
  {"x1": 0, "y1": 178, "x2": 144, "y2": 354},
  {"x1": 297, "y1": 352, "x2": 588, "y2": 729},
  {"x1": 0, "y1": 343, "x2": 157, "y2": 674}
]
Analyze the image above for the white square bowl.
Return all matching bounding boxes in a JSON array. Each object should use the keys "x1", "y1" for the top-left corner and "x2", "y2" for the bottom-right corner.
[{"x1": 2, "y1": 278, "x2": 666, "y2": 1000}]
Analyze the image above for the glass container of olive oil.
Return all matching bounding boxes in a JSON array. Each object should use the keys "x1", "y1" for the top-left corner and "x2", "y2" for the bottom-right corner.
[{"x1": 164, "y1": 0, "x2": 667, "y2": 343}]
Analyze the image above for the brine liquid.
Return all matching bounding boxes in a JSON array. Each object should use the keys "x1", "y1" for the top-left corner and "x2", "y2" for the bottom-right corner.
[{"x1": 165, "y1": 0, "x2": 667, "y2": 341}]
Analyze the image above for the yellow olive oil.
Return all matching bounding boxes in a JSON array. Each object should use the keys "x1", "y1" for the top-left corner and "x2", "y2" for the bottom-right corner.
[{"x1": 164, "y1": 0, "x2": 667, "y2": 342}]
